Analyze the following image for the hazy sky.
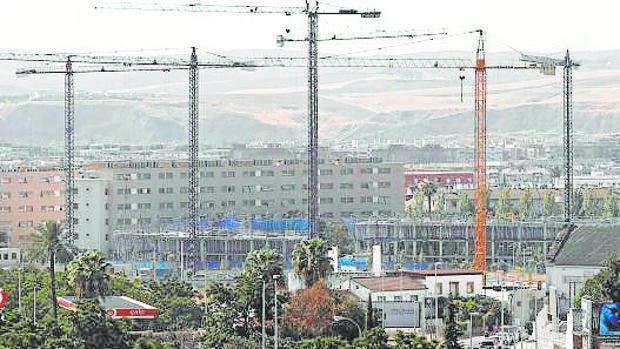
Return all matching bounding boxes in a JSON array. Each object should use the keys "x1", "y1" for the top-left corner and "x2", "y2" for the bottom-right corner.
[{"x1": 1, "y1": 0, "x2": 619, "y2": 57}]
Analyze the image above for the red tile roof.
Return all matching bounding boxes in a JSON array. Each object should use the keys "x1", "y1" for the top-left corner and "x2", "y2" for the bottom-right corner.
[
  {"x1": 402, "y1": 269, "x2": 483, "y2": 277},
  {"x1": 354, "y1": 275, "x2": 426, "y2": 292}
]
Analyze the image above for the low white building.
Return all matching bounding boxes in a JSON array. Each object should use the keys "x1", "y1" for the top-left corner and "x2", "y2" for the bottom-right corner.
[
  {"x1": 348, "y1": 274, "x2": 427, "y2": 329},
  {"x1": 402, "y1": 269, "x2": 485, "y2": 298},
  {"x1": 546, "y1": 224, "x2": 620, "y2": 320}
]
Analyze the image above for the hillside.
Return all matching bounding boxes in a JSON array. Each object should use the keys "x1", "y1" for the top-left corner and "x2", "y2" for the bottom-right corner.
[{"x1": 0, "y1": 50, "x2": 618, "y2": 146}]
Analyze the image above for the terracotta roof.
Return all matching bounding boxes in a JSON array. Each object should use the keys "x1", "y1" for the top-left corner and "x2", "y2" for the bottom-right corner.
[
  {"x1": 354, "y1": 275, "x2": 426, "y2": 292},
  {"x1": 402, "y1": 269, "x2": 483, "y2": 276}
]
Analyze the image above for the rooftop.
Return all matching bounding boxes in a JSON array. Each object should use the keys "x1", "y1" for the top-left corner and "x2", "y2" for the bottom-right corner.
[
  {"x1": 551, "y1": 224, "x2": 620, "y2": 267},
  {"x1": 353, "y1": 275, "x2": 426, "y2": 292}
]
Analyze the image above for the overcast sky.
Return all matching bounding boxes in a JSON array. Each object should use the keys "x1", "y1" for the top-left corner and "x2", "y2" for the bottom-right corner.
[{"x1": 1, "y1": 0, "x2": 619, "y2": 58}]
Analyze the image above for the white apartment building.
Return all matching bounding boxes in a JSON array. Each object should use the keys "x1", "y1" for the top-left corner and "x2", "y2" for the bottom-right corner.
[{"x1": 75, "y1": 156, "x2": 404, "y2": 254}]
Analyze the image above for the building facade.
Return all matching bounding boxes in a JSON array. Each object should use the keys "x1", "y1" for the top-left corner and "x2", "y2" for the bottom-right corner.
[
  {"x1": 75, "y1": 156, "x2": 404, "y2": 254},
  {"x1": 0, "y1": 167, "x2": 65, "y2": 247}
]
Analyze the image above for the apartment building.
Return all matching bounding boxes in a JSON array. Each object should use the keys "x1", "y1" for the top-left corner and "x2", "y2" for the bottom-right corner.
[
  {"x1": 75, "y1": 156, "x2": 404, "y2": 253},
  {"x1": 0, "y1": 167, "x2": 65, "y2": 247}
]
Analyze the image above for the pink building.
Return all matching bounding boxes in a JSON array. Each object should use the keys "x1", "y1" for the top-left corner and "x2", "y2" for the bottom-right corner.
[{"x1": 0, "y1": 167, "x2": 65, "y2": 247}]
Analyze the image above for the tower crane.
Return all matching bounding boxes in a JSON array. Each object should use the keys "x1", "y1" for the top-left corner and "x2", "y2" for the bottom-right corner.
[
  {"x1": 13, "y1": 37, "x2": 543, "y2": 274},
  {"x1": 0, "y1": 50, "x2": 256, "y2": 243},
  {"x1": 96, "y1": 1, "x2": 382, "y2": 238},
  {"x1": 520, "y1": 51, "x2": 579, "y2": 224}
]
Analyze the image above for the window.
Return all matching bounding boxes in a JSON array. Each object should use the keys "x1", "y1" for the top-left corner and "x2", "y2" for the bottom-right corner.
[
  {"x1": 280, "y1": 198, "x2": 295, "y2": 206},
  {"x1": 379, "y1": 167, "x2": 391, "y2": 174},
  {"x1": 222, "y1": 186, "x2": 235, "y2": 193},
  {"x1": 319, "y1": 169, "x2": 333, "y2": 176},
  {"x1": 281, "y1": 184, "x2": 295, "y2": 191},
  {"x1": 0, "y1": 177, "x2": 10, "y2": 183},
  {"x1": 221, "y1": 200, "x2": 236, "y2": 207},
  {"x1": 180, "y1": 172, "x2": 187, "y2": 179},
  {"x1": 394, "y1": 296, "x2": 402, "y2": 301},
  {"x1": 222, "y1": 171, "x2": 235, "y2": 178},
  {"x1": 409, "y1": 295, "x2": 418, "y2": 302},
  {"x1": 18, "y1": 206, "x2": 34, "y2": 213},
  {"x1": 262, "y1": 170, "x2": 275, "y2": 177},
  {"x1": 340, "y1": 168, "x2": 353, "y2": 175},
  {"x1": 158, "y1": 172, "x2": 173, "y2": 179},
  {"x1": 200, "y1": 171, "x2": 214, "y2": 178},
  {"x1": 0, "y1": 206, "x2": 10, "y2": 213},
  {"x1": 360, "y1": 196, "x2": 373, "y2": 203},
  {"x1": 360, "y1": 167, "x2": 373, "y2": 174},
  {"x1": 435, "y1": 282, "x2": 442, "y2": 295},
  {"x1": 339, "y1": 183, "x2": 353, "y2": 189},
  {"x1": 467, "y1": 282, "x2": 474, "y2": 294},
  {"x1": 281, "y1": 169, "x2": 295, "y2": 176},
  {"x1": 319, "y1": 197, "x2": 334, "y2": 204},
  {"x1": 321, "y1": 212, "x2": 334, "y2": 218},
  {"x1": 340, "y1": 197, "x2": 354, "y2": 204},
  {"x1": 0, "y1": 192, "x2": 9, "y2": 200},
  {"x1": 378, "y1": 181, "x2": 391, "y2": 188},
  {"x1": 180, "y1": 187, "x2": 188, "y2": 193},
  {"x1": 377, "y1": 296, "x2": 386, "y2": 302},
  {"x1": 449, "y1": 282, "x2": 459, "y2": 297},
  {"x1": 180, "y1": 202, "x2": 188, "y2": 209},
  {"x1": 319, "y1": 183, "x2": 334, "y2": 190}
]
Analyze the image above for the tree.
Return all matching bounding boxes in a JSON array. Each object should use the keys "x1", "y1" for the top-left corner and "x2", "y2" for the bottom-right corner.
[
  {"x1": 541, "y1": 190, "x2": 555, "y2": 217},
  {"x1": 66, "y1": 252, "x2": 112, "y2": 299},
  {"x1": 496, "y1": 188, "x2": 513, "y2": 219},
  {"x1": 456, "y1": 192, "x2": 473, "y2": 217},
  {"x1": 69, "y1": 298, "x2": 131, "y2": 349},
  {"x1": 603, "y1": 188, "x2": 618, "y2": 217},
  {"x1": 292, "y1": 238, "x2": 333, "y2": 288},
  {"x1": 421, "y1": 181, "x2": 438, "y2": 213},
  {"x1": 392, "y1": 330, "x2": 441, "y2": 349},
  {"x1": 602, "y1": 257, "x2": 620, "y2": 302},
  {"x1": 518, "y1": 188, "x2": 533, "y2": 219},
  {"x1": 294, "y1": 336, "x2": 349, "y2": 349},
  {"x1": 28, "y1": 220, "x2": 76, "y2": 323},
  {"x1": 351, "y1": 327, "x2": 389, "y2": 349},
  {"x1": 283, "y1": 281, "x2": 334, "y2": 338},
  {"x1": 581, "y1": 189, "x2": 597, "y2": 217},
  {"x1": 444, "y1": 298, "x2": 464, "y2": 349},
  {"x1": 366, "y1": 293, "x2": 375, "y2": 330}
]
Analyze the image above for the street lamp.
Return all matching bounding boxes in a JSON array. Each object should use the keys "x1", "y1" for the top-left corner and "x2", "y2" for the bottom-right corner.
[
  {"x1": 469, "y1": 312, "x2": 480, "y2": 349},
  {"x1": 334, "y1": 315, "x2": 362, "y2": 338},
  {"x1": 273, "y1": 274, "x2": 280, "y2": 349},
  {"x1": 434, "y1": 261, "x2": 442, "y2": 339}
]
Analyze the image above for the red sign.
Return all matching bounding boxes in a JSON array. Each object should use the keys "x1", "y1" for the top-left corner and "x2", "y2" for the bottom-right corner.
[{"x1": 0, "y1": 288, "x2": 7, "y2": 309}]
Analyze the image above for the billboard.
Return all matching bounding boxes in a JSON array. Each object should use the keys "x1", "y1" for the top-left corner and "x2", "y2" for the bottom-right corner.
[
  {"x1": 374, "y1": 301, "x2": 422, "y2": 328},
  {"x1": 599, "y1": 303, "x2": 620, "y2": 335}
]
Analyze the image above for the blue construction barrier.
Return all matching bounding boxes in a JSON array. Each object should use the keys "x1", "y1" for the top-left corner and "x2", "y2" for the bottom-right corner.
[
  {"x1": 218, "y1": 217, "x2": 241, "y2": 229},
  {"x1": 339, "y1": 256, "x2": 368, "y2": 269},
  {"x1": 250, "y1": 218, "x2": 309, "y2": 231}
]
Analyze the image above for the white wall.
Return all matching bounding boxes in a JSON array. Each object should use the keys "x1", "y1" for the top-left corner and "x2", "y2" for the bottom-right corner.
[
  {"x1": 423, "y1": 273, "x2": 484, "y2": 298},
  {"x1": 546, "y1": 265, "x2": 604, "y2": 314},
  {"x1": 74, "y1": 176, "x2": 108, "y2": 253},
  {"x1": 349, "y1": 279, "x2": 426, "y2": 303}
]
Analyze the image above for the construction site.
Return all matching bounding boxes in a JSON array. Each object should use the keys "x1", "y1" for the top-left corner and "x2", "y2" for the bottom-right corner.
[{"x1": 0, "y1": 1, "x2": 583, "y2": 277}]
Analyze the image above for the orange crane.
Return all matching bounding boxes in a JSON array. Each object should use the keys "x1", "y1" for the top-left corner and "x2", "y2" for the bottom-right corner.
[{"x1": 473, "y1": 29, "x2": 487, "y2": 272}]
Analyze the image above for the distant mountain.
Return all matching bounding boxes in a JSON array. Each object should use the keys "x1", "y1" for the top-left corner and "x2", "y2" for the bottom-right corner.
[{"x1": 0, "y1": 50, "x2": 619, "y2": 146}]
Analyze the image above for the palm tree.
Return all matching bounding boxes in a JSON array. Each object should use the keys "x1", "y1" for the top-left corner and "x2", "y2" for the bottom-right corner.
[
  {"x1": 420, "y1": 181, "x2": 438, "y2": 213},
  {"x1": 67, "y1": 252, "x2": 112, "y2": 300},
  {"x1": 292, "y1": 238, "x2": 333, "y2": 287},
  {"x1": 28, "y1": 220, "x2": 76, "y2": 322}
]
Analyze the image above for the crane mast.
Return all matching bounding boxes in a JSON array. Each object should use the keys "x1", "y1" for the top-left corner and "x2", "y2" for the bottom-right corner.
[
  {"x1": 473, "y1": 29, "x2": 487, "y2": 272},
  {"x1": 65, "y1": 58, "x2": 75, "y2": 243},
  {"x1": 307, "y1": 1, "x2": 319, "y2": 238},
  {"x1": 520, "y1": 50, "x2": 577, "y2": 224},
  {"x1": 563, "y1": 50, "x2": 574, "y2": 224},
  {"x1": 188, "y1": 47, "x2": 199, "y2": 239}
]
